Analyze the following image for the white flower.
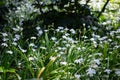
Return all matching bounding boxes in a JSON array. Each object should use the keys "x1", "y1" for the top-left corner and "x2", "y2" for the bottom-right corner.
[
  {"x1": 92, "y1": 33, "x2": 100, "y2": 39},
  {"x1": 50, "y1": 56, "x2": 56, "y2": 61},
  {"x1": 94, "y1": 59, "x2": 100, "y2": 65},
  {"x1": 62, "y1": 41, "x2": 67, "y2": 44},
  {"x1": 12, "y1": 27, "x2": 23, "y2": 32},
  {"x1": 15, "y1": 34, "x2": 20, "y2": 39},
  {"x1": 116, "y1": 28, "x2": 120, "y2": 33},
  {"x1": 60, "y1": 30, "x2": 64, "y2": 33},
  {"x1": 59, "y1": 51, "x2": 64, "y2": 54},
  {"x1": 21, "y1": 49, "x2": 27, "y2": 53},
  {"x1": 82, "y1": 36, "x2": 88, "y2": 39},
  {"x1": 12, "y1": 42, "x2": 17, "y2": 46},
  {"x1": 104, "y1": 69, "x2": 111, "y2": 74},
  {"x1": 67, "y1": 37, "x2": 74, "y2": 43},
  {"x1": 60, "y1": 61, "x2": 67, "y2": 65},
  {"x1": 95, "y1": 53, "x2": 102, "y2": 56},
  {"x1": 108, "y1": 39, "x2": 112, "y2": 42},
  {"x1": 62, "y1": 35, "x2": 67, "y2": 39},
  {"x1": 90, "y1": 64, "x2": 98, "y2": 68},
  {"x1": 71, "y1": 0, "x2": 75, "y2": 2},
  {"x1": 51, "y1": 37, "x2": 57, "y2": 41},
  {"x1": 90, "y1": 38, "x2": 95, "y2": 41},
  {"x1": 29, "y1": 43, "x2": 35, "y2": 47},
  {"x1": 6, "y1": 50, "x2": 13, "y2": 54},
  {"x1": 82, "y1": 47, "x2": 86, "y2": 50},
  {"x1": 18, "y1": 62, "x2": 21, "y2": 66},
  {"x1": 110, "y1": 31, "x2": 116, "y2": 36},
  {"x1": 40, "y1": 46, "x2": 46, "y2": 49},
  {"x1": 92, "y1": 26, "x2": 98, "y2": 30},
  {"x1": 74, "y1": 58, "x2": 83, "y2": 64},
  {"x1": 32, "y1": 48, "x2": 36, "y2": 52},
  {"x1": 64, "y1": 28, "x2": 69, "y2": 31},
  {"x1": 93, "y1": 41, "x2": 97, "y2": 48},
  {"x1": 38, "y1": 30, "x2": 43, "y2": 36},
  {"x1": 70, "y1": 29, "x2": 76, "y2": 34},
  {"x1": 65, "y1": 33, "x2": 70, "y2": 36},
  {"x1": 36, "y1": 26, "x2": 41, "y2": 30},
  {"x1": 55, "y1": 41, "x2": 59, "y2": 44},
  {"x1": 55, "y1": 49, "x2": 58, "y2": 52},
  {"x1": 61, "y1": 47, "x2": 66, "y2": 50},
  {"x1": 14, "y1": 34, "x2": 20, "y2": 41},
  {"x1": 99, "y1": 36, "x2": 108, "y2": 41},
  {"x1": 30, "y1": 37, "x2": 36, "y2": 39},
  {"x1": 65, "y1": 44, "x2": 70, "y2": 47},
  {"x1": 57, "y1": 47, "x2": 62, "y2": 50},
  {"x1": 3, "y1": 38, "x2": 9, "y2": 41},
  {"x1": 13, "y1": 38, "x2": 18, "y2": 42},
  {"x1": 18, "y1": 45, "x2": 27, "y2": 53},
  {"x1": 74, "y1": 73, "x2": 81, "y2": 79},
  {"x1": 115, "y1": 69, "x2": 120, "y2": 76},
  {"x1": 55, "y1": 29, "x2": 60, "y2": 32},
  {"x1": 86, "y1": 67, "x2": 96, "y2": 77},
  {"x1": 1, "y1": 33, "x2": 8, "y2": 37},
  {"x1": 28, "y1": 57, "x2": 34, "y2": 61},
  {"x1": 116, "y1": 36, "x2": 120, "y2": 39},
  {"x1": 77, "y1": 47, "x2": 81, "y2": 51},
  {"x1": 44, "y1": 30, "x2": 48, "y2": 32},
  {"x1": 58, "y1": 26, "x2": 64, "y2": 30},
  {"x1": 1, "y1": 43, "x2": 8, "y2": 47}
]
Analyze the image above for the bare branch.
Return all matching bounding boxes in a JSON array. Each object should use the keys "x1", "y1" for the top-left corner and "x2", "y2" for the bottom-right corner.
[{"x1": 97, "y1": 0, "x2": 110, "y2": 18}]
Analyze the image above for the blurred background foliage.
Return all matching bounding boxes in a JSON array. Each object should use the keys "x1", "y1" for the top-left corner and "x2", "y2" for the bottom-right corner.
[
  {"x1": 23, "y1": 0, "x2": 99, "y2": 30},
  {"x1": 0, "y1": 0, "x2": 120, "y2": 38},
  {"x1": 0, "y1": 0, "x2": 99, "y2": 30},
  {"x1": 0, "y1": 0, "x2": 7, "y2": 31}
]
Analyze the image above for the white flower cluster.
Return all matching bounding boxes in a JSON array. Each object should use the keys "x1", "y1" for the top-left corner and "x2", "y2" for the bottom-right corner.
[
  {"x1": 7, "y1": 0, "x2": 39, "y2": 25},
  {"x1": 1, "y1": 32, "x2": 9, "y2": 47}
]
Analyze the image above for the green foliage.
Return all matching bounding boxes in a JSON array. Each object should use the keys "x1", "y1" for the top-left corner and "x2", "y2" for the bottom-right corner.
[
  {"x1": 0, "y1": 0, "x2": 120, "y2": 80},
  {"x1": 0, "y1": 66, "x2": 21, "y2": 80},
  {"x1": 30, "y1": 0, "x2": 98, "y2": 29}
]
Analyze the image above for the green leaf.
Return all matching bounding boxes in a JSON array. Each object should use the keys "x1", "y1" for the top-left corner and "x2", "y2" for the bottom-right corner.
[
  {"x1": 0, "y1": 67, "x2": 4, "y2": 73},
  {"x1": 50, "y1": 70, "x2": 58, "y2": 74},
  {"x1": 46, "y1": 56, "x2": 57, "y2": 69},
  {"x1": 45, "y1": 32, "x2": 50, "y2": 52},
  {"x1": 37, "y1": 67, "x2": 45, "y2": 78},
  {"x1": 7, "y1": 69, "x2": 15, "y2": 73}
]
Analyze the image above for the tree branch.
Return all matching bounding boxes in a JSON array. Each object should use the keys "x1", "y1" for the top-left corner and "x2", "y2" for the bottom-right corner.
[{"x1": 97, "y1": 0, "x2": 110, "y2": 18}]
